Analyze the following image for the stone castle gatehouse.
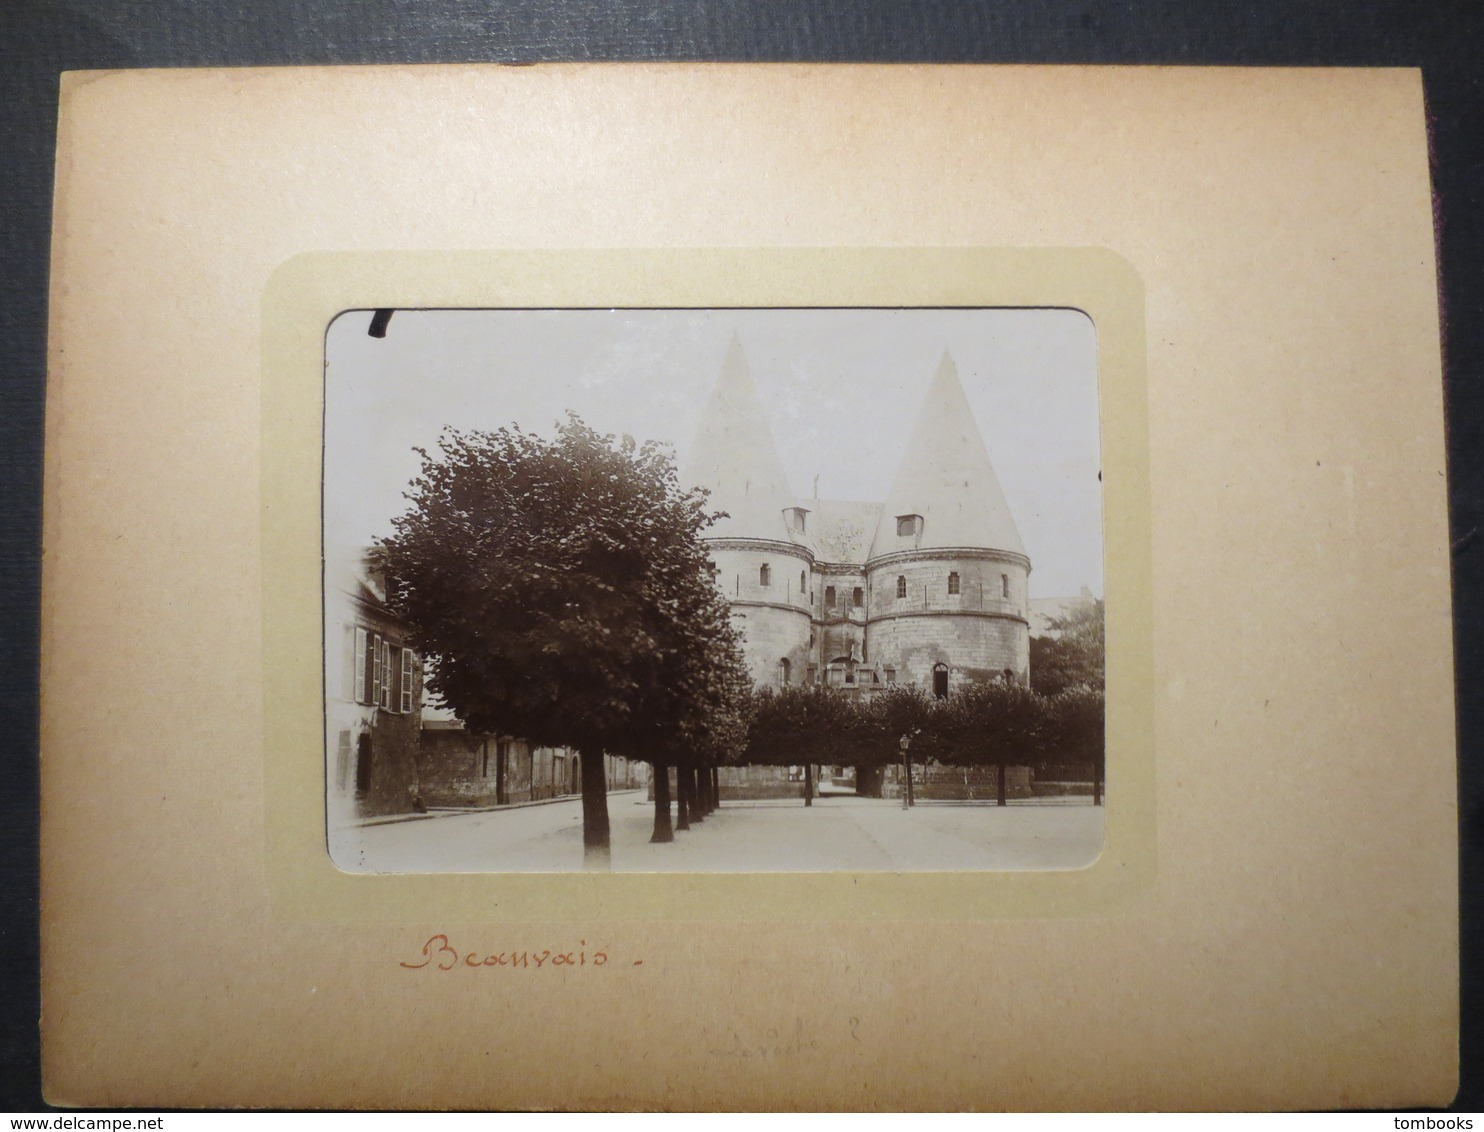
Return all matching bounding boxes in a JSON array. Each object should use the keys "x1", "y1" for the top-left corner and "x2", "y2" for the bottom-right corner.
[{"x1": 681, "y1": 340, "x2": 1031, "y2": 699}]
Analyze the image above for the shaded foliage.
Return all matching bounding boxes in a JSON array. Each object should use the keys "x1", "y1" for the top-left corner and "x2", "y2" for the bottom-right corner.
[
  {"x1": 1029, "y1": 598, "x2": 1105, "y2": 696},
  {"x1": 378, "y1": 416, "x2": 750, "y2": 858},
  {"x1": 743, "y1": 684, "x2": 857, "y2": 768},
  {"x1": 738, "y1": 678, "x2": 1105, "y2": 780},
  {"x1": 850, "y1": 684, "x2": 946, "y2": 768},
  {"x1": 937, "y1": 680, "x2": 1048, "y2": 768}
]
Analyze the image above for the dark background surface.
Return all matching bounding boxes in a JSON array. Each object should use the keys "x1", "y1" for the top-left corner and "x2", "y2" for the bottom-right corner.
[{"x1": 2, "y1": 0, "x2": 1480, "y2": 1113}]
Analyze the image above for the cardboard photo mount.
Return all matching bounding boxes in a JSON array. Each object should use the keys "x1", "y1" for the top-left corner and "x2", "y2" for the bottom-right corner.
[{"x1": 41, "y1": 65, "x2": 1456, "y2": 1110}]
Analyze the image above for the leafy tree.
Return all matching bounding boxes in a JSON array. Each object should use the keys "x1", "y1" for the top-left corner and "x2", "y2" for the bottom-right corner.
[
  {"x1": 743, "y1": 685, "x2": 857, "y2": 804},
  {"x1": 1047, "y1": 686, "x2": 1106, "y2": 805},
  {"x1": 937, "y1": 680, "x2": 1048, "y2": 804},
  {"x1": 846, "y1": 685, "x2": 944, "y2": 796},
  {"x1": 1029, "y1": 597, "x2": 1105, "y2": 696},
  {"x1": 637, "y1": 653, "x2": 751, "y2": 841},
  {"x1": 380, "y1": 416, "x2": 747, "y2": 866}
]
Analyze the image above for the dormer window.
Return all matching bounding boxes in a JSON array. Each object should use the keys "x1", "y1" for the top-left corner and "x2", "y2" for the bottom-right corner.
[
  {"x1": 786, "y1": 507, "x2": 809, "y2": 533},
  {"x1": 759, "y1": 563, "x2": 771, "y2": 587},
  {"x1": 896, "y1": 514, "x2": 922, "y2": 537}
]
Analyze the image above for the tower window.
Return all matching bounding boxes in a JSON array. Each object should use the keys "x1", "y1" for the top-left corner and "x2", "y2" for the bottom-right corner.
[
  {"x1": 1003, "y1": 668, "x2": 1015, "y2": 684},
  {"x1": 933, "y1": 662, "x2": 949, "y2": 700},
  {"x1": 947, "y1": 571, "x2": 960, "y2": 595},
  {"x1": 779, "y1": 658, "x2": 791, "y2": 686},
  {"x1": 760, "y1": 564, "x2": 771, "y2": 587},
  {"x1": 852, "y1": 587, "x2": 863, "y2": 607},
  {"x1": 1001, "y1": 573, "x2": 1010, "y2": 599},
  {"x1": 896, "y1": 575, "x2": 907, "y2": 598},
  {"x1": 825, "y1": 586, "x2": 837, "y2": 607},
  {"x1": 800, "y1": 570, "x2": 806, "y2": 593}
]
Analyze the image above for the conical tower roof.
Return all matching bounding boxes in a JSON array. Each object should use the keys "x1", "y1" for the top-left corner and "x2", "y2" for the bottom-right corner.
[
  {"x1": 868, "y1": 352, "x2": 1027, "y2": 560},
  {"x1": 679, "y1": 337, "x2": 796, "y2": 542}
]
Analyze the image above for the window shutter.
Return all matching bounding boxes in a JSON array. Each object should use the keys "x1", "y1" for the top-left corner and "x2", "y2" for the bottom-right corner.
[
  {"x1": 385, "y1": 637, "x2": 397, "y2": 709},
  {"x1": 353, "y1": 628, "x2": 368, "y2": 703},
  {"x1": 401, "y1": 650, "x2": 415, "y2": 714},
  {"x1": 372, "y1": 635, "x2": 387, "y2": 709}
]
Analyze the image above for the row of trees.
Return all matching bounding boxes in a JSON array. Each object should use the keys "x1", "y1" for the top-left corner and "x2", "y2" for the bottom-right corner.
[
  {"x1": 381, "y1": 418, "x2": 752, "y2": 867},
  {"x1": 380, "y1": 417, "x2": 1103, "y2": 867},
  {"x1": 742, "y1": 682, "x2": 1104, "y2": 805}
]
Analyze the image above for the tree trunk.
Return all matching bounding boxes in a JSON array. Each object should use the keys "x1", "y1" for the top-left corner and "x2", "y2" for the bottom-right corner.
[
  {"x1": 676, "y1": 765, "x2": 690, "y2": 830},
  {"x1": 688, "y1": 766, "x2": 705, "y2": 822},
  {"x1": 1093, "y1": 755, "x2": 1103, "y2": 807},
  {"x1": 996, "y1": 762, "x2": 1007, "y2": 807},
  {"x1": 579, "y1": 748, "x2": 611, "y2": 868},
  {"x1": 650, "y1": 760, "x2": 673, "y2": 843},
  {"x1": 804, "y1": 762, "x2": 814, "y2": 806},
  {"x1": 495, "y1": 739, "x2": 507, "y2": 806},
  {"x1": 711, "y1": 767, "x2": 721, "y2": 810},
  {"x1": 905, "y1": 756, "x2": 915, "y2": 807}
]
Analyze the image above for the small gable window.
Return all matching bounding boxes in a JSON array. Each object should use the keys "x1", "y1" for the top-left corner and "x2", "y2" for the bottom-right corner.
[
  {"x1": 896, "y1": 575, "x2": 907, "y2": 598},
  {"x1": 947, "y1": 572, "x2": 960, "y2": 595},
  {"x1": 790, "y1": 508, "x2": 808, "y2": 533},
  {"x1": 759, "y1": 563, "x2": 771, "y2": 587},
  {"x1": 896, "y1": 514, "x2": 922, "y2": 537}
]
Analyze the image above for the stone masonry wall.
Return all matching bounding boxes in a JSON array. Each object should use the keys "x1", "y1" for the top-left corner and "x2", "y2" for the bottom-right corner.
[{"x1": 866, "y1": 611, "x2": 1029, "y2": 693}]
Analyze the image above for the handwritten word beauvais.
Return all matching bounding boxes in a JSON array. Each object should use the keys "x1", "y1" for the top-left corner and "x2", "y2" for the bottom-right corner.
[{"x1": 399, "y1": 934, "x2": 638, "y2": 971}]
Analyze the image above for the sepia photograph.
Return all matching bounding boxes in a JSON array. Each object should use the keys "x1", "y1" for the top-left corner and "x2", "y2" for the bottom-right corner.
[{"x1": 324, "y1": 307, "x2": 1104, "y2": 873}]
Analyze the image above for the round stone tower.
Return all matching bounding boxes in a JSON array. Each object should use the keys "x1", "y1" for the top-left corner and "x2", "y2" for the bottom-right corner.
[
  {"x1": 679, "y1": 338, "x2": 813, "y2": 689},
  {"x1": 864, "y1": 353, "x2": 1031, "y2": 695}
]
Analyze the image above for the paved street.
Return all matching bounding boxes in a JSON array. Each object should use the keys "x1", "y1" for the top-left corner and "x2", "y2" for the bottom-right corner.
[{"x1": 333, "y1": 790, "x2": 1105, "y2": 873}]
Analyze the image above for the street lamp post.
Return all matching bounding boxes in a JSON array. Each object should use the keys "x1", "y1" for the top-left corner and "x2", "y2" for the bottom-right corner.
[{"x1": 899, "y1": 733, "x2": 915, "y2": 809}]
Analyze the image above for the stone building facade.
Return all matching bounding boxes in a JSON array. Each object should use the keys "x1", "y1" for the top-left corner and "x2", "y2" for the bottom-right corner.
[
  {"x1": 327, "y1": 549, "x2": 647, "y2": 823},
  {"x1": 325, "y1": 548, "x2": 427, "y2": 823},
  {"x1": 681, "y1": 341, "x2": 1032, "y2": 702}
]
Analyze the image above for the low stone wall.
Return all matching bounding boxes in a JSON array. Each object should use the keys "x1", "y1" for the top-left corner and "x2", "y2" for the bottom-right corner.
[
  {"x1": 720, "y1": 782, "x2": 808, "y2": 800},
  {"x1": 1031, "y1": 781, "x2": 1095, "y2": 797},
  {"x1": 883, "y1": 766, "x2": 1036, "y2": 800}
]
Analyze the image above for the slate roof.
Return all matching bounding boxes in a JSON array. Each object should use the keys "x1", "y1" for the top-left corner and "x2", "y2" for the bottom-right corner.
[
  {"x1": 868, "y1": 352, "x2": 1027, "y2": 561},
  {"x1": 678, "y1": 337, "x2": 798, "y2": 543},
  {"x1": 798, "y1": 498, "x2": 882, "y2": 565}
]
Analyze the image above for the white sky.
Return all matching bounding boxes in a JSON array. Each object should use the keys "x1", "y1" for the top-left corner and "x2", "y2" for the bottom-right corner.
[{"x1": 324, "y1": 308, "x2": 1103, "y2": 598}]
